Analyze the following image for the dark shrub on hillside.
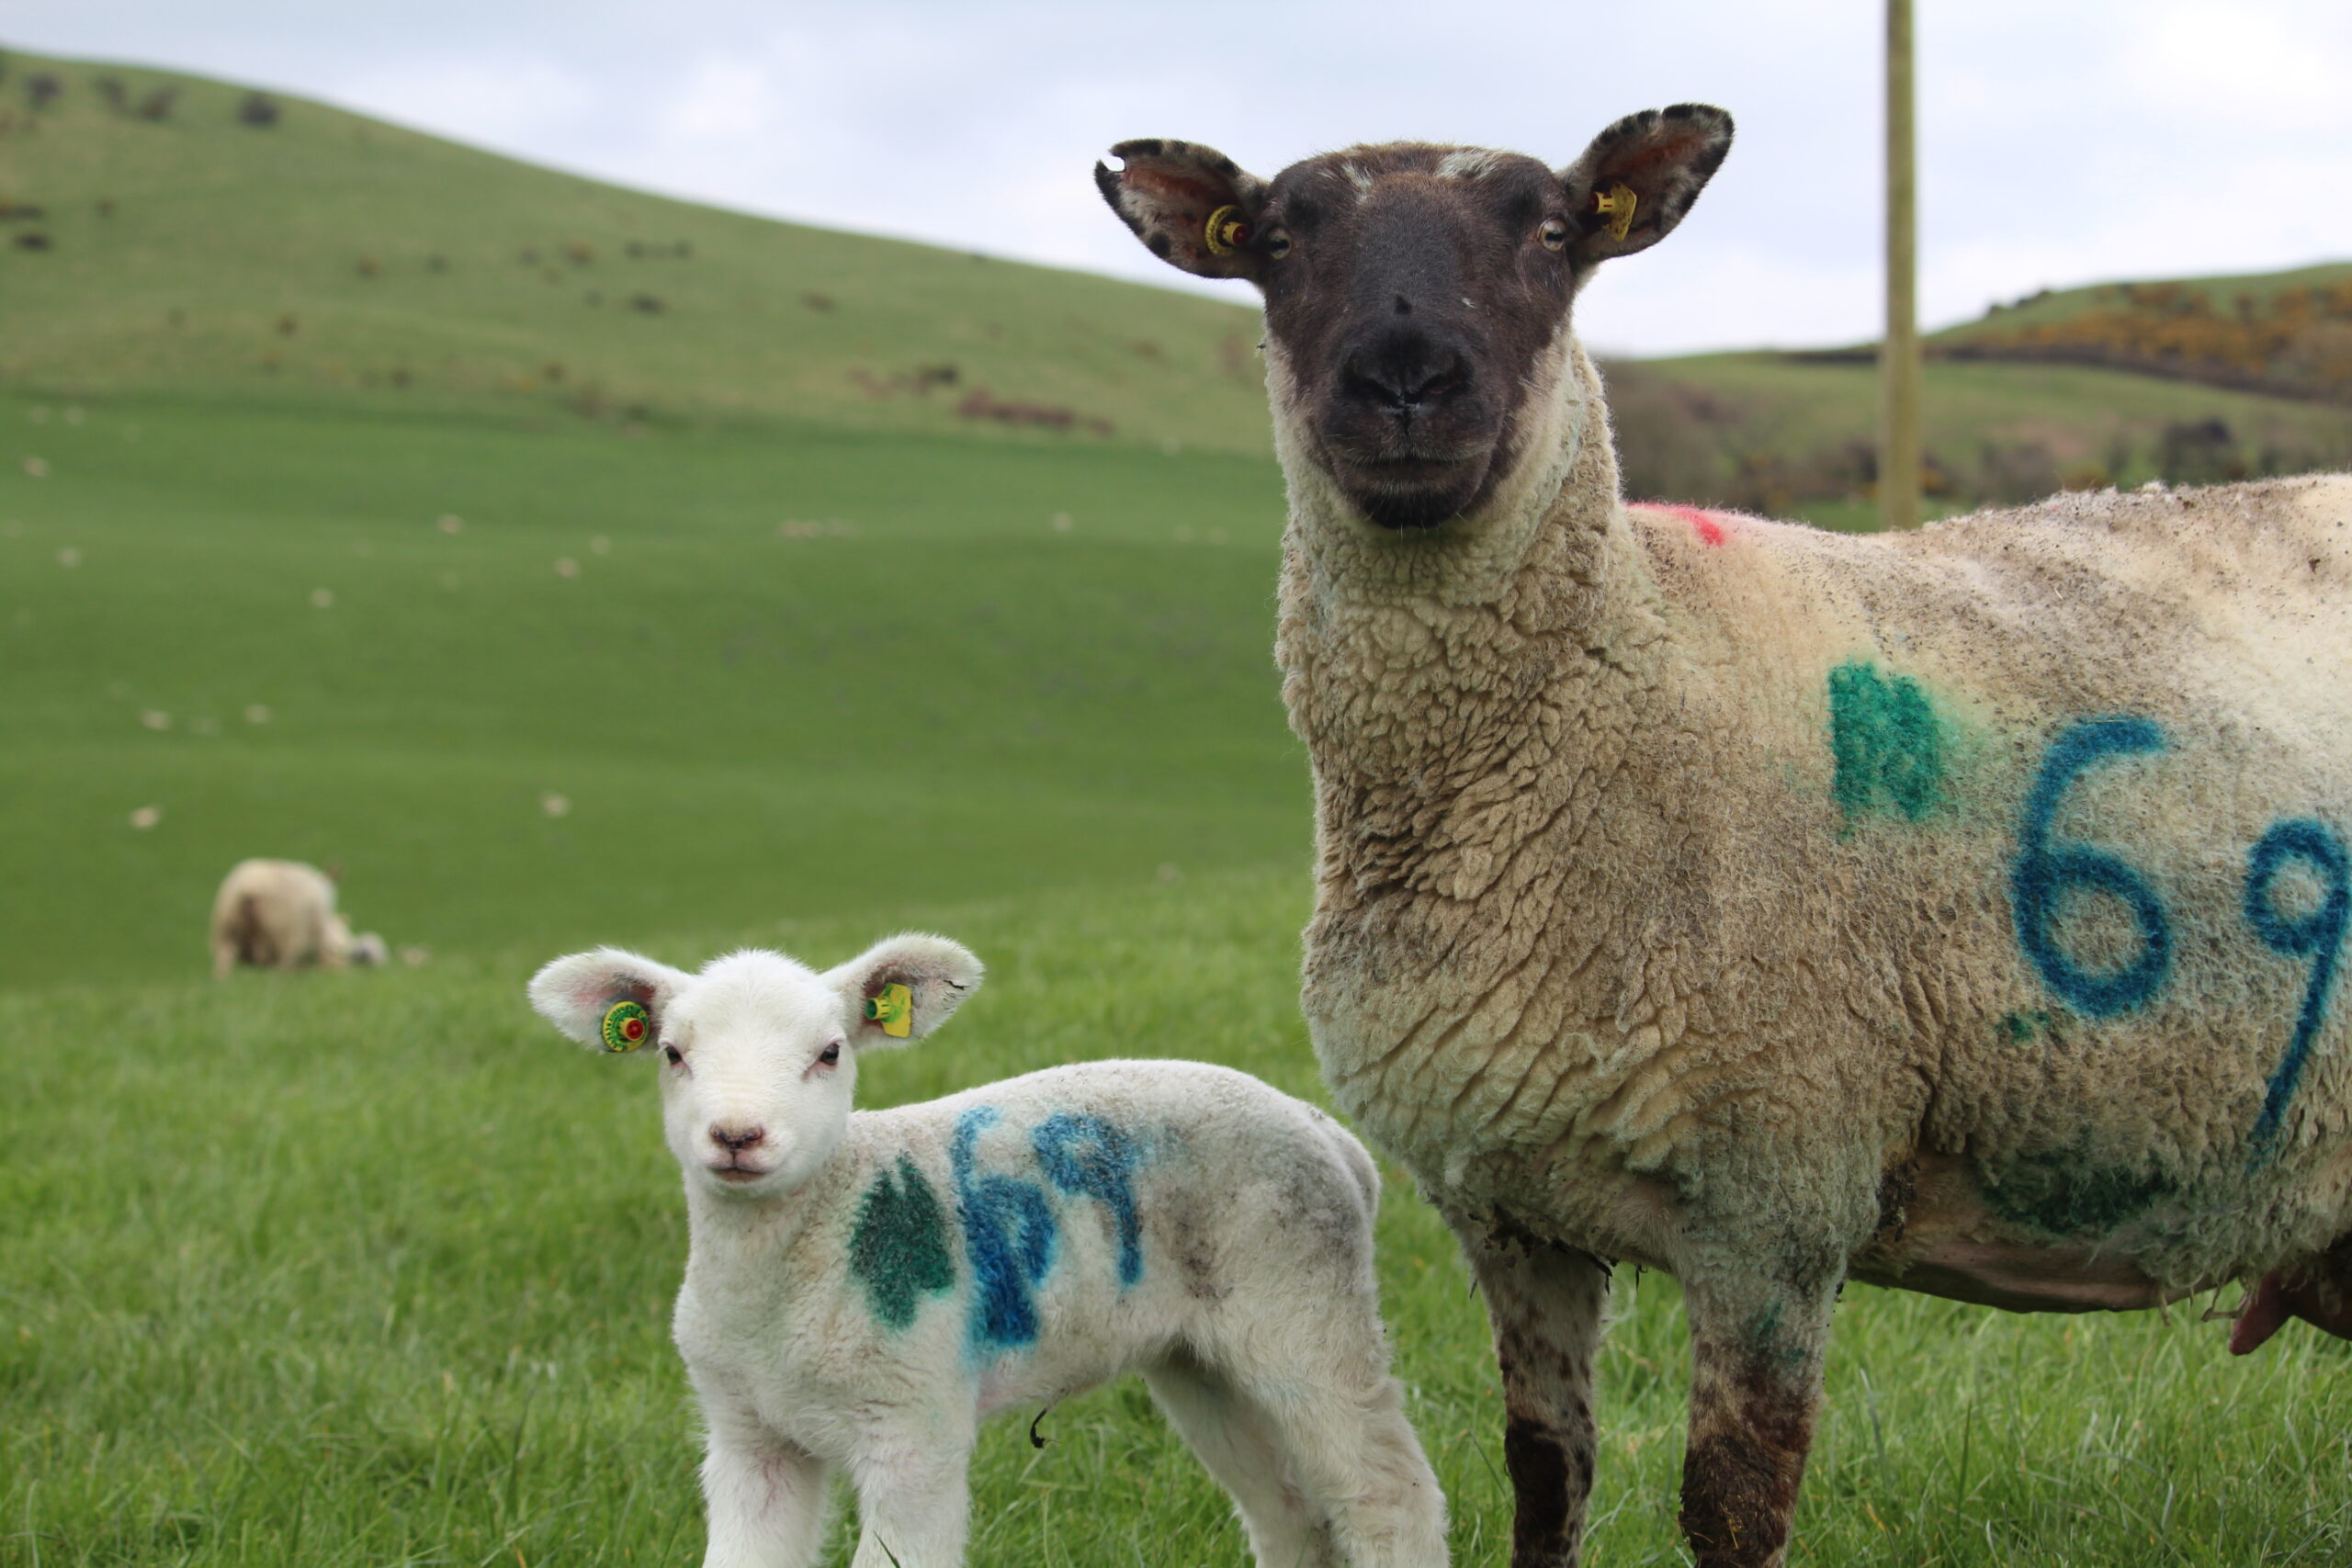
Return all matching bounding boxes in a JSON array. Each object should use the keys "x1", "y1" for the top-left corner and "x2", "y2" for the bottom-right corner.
[
  {"x1": 15, "y1": 231, "x2": 51, "y2": 251},
  {"x1": 2158, "y1": 418, "x2": 2246, "y2": 485},
  {"x1": 1975, "y1": 440, "x2": 2064, "y2": 504},
  {"x1": 27, "y1": 73, "x2": 61, "y2": 109},
  {"x1": 629, "y1": 293, "x2": 664, "y2": 313},
  {"x1": 240, "y1": 92, "x2": 280, "y2": 127},
  {"x1": 95, "y1": 75, "x2": 127, "y2": 112},
  {"x1": 1601, "y1": 360, "x2": 1739, "y2": 504},
  {"x1": 136, "y1": 86, "x2": 177, "y2": 121}
]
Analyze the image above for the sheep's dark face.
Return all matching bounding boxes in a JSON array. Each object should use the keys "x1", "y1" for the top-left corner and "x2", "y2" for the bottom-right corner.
[{"x1": 1098, "y1": 108, "x2": 1732, "y2": 531}]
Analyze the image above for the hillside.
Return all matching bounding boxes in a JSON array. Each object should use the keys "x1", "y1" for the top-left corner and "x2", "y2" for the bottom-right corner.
[
  {"x1": 1935, "y1": 263, "x2": 2352, "y2": 403},
  {"x1": 1607, "y1": 348, "x2": 2352, "y2": 530},
  {"x1": 0, "y1": 48, "x2": 1273, "y2": 456}
]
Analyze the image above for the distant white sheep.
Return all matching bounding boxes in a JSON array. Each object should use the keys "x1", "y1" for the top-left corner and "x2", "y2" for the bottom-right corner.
[
  {"x1": 208, "y1": 858, "x2": 385, "y2": 977},
  {"x1": 529, "y1": 935, "x2": 1447, "y2": 1568}
]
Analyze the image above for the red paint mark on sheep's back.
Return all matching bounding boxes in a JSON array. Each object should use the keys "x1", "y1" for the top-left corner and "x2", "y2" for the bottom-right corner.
[{"x1": 1634, "y1": 501, "x2": 1736, "y2": 547}]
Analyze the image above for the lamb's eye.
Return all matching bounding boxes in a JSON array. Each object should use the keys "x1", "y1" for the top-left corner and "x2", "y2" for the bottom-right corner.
[
  {"x1": 1261, "y1": 228, "x2": 1293, "y2": 261},
  {"x1": 819, "y1": 1043, "x2": 842, "y2": 1066},
  {"x1": 1539, "y1": 218, "x2": 1570, "y2": 252},
  {"x1": 662, "y1": 1043, "x2": 684, "y2": 1067}
]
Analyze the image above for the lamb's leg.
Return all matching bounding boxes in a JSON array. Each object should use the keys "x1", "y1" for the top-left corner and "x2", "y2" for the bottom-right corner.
[
  {"x1": 845, "y1": 1446, "x2": 970, "y2": 1568},
  {"x1": 1145, "y1": 1353, "x2": 1340, "y2": 1568},
  {"x1": 697, "y1": 1407, "x2": 829, "y2": 1568},
  {"x1": 1675, "y1": 1267, "x2": 1839, "y2": 1568},
  {"x1": 1450, "y1": 1214, "x2": 1608, "y2": 1568}
]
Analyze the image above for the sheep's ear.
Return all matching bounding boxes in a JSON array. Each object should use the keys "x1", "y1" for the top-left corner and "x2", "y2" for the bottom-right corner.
[
  {"x1": 1556, "y1": 104, "x2": 1733, "y2": 267},
  {"x1": 1095, "y1": 139, "x2": 1269, "y2": 283},
  {"x1": 824, "y1": 933, "x2": 983, "y2": 1049},
  {"x1": 528, "y1": 947, "x2": 691, "y2": 1052}
]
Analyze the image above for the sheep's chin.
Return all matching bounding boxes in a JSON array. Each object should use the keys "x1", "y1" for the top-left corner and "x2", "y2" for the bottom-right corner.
[{"x1": 700, "y1": 1164, "x2": 780, "y2": 1194}]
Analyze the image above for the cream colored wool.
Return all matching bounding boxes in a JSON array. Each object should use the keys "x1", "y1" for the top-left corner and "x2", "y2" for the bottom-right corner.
[{"x1": 1282, "y1": 333, "x2": 2352, "y2": 1299}]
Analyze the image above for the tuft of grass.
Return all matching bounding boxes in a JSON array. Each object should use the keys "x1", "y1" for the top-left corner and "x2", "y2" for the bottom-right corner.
[{"x1": 6, "y1": 867, "x2": 2348, "y2": 1566}]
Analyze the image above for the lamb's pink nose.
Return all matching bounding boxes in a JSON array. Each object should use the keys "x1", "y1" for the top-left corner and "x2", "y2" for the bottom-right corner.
[{"x1": 709, "y1": 1122, "x2": 766, "y2": 1153}]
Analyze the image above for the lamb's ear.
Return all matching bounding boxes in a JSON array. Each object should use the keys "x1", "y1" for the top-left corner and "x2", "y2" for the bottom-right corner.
[
  {"x1": 824, "y1": 932, "x2": 983, "y2": 1049},
  {"x1": 1556, "y1": 104, "x2": 1734, "y2": 267},
  {"x1": 528, "y1": 947, "x2": 691, "y2": 1052},
  {"x1": 1094, "y1": 139, "x2": 1269, "y2": 283}
]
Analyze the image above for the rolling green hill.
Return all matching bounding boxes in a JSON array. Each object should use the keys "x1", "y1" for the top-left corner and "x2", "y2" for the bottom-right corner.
[{"x1": 0, "y1": 48, "x2": 1272, "y2": 456}]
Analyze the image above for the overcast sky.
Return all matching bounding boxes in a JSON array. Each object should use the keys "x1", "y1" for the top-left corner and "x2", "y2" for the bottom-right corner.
[{"x1": 7, "y1": 1, "x2": 2350, "y2": 355}]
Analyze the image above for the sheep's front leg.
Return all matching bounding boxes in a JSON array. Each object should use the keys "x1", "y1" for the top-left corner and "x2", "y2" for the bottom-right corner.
[
  {"x1": 847, "y1": 1445, "x2": 971, "y2": 1568},
  {"x1": 698, "y1": 1404, "x2": 829, "y2": 1568},
  {"x1": 1675, "y1": 1265, "x2": 1839, "y2": 1568},
  {"x1": 1451, "y1": 1213, "x2": 1610, "y2": 1568}
]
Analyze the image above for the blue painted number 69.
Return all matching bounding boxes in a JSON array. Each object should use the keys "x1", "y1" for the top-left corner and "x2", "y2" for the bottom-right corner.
[
  {"x1": 2012, "y1": 718, "x2": 2173, "y2": 1017},
  {"x1": 2245, "y1": 820, "x2": 2352, "y2": 1150}
]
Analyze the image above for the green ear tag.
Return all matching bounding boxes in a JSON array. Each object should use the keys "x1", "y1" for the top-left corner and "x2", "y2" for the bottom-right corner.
[
  {"x1": 864, "y1": 982, "x2": 913, "y2": 1039},
  {"x1": 600, "y1": 998, "x2": 652, "y2": 1053}
]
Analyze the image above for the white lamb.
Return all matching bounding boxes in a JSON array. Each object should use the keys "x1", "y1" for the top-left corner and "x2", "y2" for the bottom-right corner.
[
  {"x1": 208, "y1": 858, "x2": 386, "y2": 977},
  {"x1": 527, "y1": 933, "x2": 1448, "y2": 1568}
]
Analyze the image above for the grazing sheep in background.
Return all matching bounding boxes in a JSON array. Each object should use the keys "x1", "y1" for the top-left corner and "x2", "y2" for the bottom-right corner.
[
  {"x1": 1100, "y1": 107, "x2": 2352, "y2": 1567},
  {"x1": 208, "y1": 858, "x2": 385, "y2": 977},
  {"x1": 528, "y1": 935, "x2": 1448, "y2": 1568}
]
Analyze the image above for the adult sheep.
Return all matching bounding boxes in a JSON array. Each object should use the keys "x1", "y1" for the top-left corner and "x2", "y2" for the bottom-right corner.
[
  {"x1": 1099, "y1": 107, "x2": 2352, "y2": 1568},
  {"x1": 209, "y1": 858, "x2": 386, "y2": 976}
]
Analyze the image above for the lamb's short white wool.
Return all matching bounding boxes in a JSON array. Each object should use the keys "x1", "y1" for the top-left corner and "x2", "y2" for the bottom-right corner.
[
  {"x1": 207, "y1": 858, "x2": 383, "y2": 977},
  {"x1": 528, "y1": 934, "x2": 1448, "y2": 1568}
]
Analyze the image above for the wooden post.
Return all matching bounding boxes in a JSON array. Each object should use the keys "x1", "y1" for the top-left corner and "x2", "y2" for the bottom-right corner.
[{"x1": 1881, "y1": 0, "x2": 1922, "y2": 530}]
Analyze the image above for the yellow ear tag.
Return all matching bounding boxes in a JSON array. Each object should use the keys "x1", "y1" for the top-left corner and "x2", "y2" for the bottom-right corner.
[
  {"x1": 600, "y1": 998, "x2": 651, "y2": 1054},
  {"x1": 1592, "y1": 182, "x2": 1638, "y2": 242},
  {"x1": 864, "y1": 982, "x2": 913, "y2": 1039},
  {"x1": 1203, "y1": 204, "x2": 1251, "y2": 257}
]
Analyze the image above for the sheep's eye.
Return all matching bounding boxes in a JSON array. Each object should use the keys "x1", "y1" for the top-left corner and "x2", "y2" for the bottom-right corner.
[
  {"x1": 1261, "y1": 228, "x2": 1292, "y2": 261},
  {"x1": 1539, "y1": 218, "x2": 1570, "y2": 253},
  {"x1": 662, "y1": 1043, "x2": 684, "y2": 1066},
  {"x1": 819, "y1": 1043, "x2": 842, "y2": 1066}
]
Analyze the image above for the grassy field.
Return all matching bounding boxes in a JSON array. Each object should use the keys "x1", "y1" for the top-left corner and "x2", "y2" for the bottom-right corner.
[
  {"x1": 0, "y1": 389, "x2": 1299, "y2": 990},
  {"x1": 7, "y1": 869, "x2": 2350, "y2": 1567}
]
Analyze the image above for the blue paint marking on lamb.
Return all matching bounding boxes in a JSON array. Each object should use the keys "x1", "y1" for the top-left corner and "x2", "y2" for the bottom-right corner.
[
  {"x1": 950, "y1": 1106, "x2": 1057, "y2": 1352},
  {"x1": 2245, "y1": 818, "x2": 2351, "y2": 1155},
  {"x1": 2011, "y1": 717, "x2": 2173, "y2": 1018},
  {"x1": 1033, "y1": 1112, "x2": 1144, "y2": 1288}
]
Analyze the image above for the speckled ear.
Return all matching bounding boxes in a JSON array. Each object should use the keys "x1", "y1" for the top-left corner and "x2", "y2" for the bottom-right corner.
[
  {"x1": 1556, "y1": 104, "x2": 1734, "y2": 266},
  {"x1": 823, "y1": 933, "x2": 984, "y2": 1048},
  {"x1": 1095, "y1": 139, "x2": 1269, "y2": 282},
  {"x1": 528, "y1": 947, "x2": 690, "y2": 1051}
]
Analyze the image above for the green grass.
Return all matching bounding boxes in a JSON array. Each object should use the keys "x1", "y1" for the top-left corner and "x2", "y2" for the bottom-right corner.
[
  {"x1": 0, "y1": 48, "x2": 1272, "y2": 457},
  {"x1": 6, "y1": 867, "x2": 2348, "y2": 1567},
  {"x1": 0, "y1": 389, "x2": 1299, "y2": 989}
]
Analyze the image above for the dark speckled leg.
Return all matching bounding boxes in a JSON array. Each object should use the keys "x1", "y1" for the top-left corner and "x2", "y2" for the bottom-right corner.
[
  {"x1": 1675, "y1": 1267, "x2": 1839, "y2": 1568},
  {"x1": 1450, "y1": 1213, "x2": 1610, "y2": 1568}
]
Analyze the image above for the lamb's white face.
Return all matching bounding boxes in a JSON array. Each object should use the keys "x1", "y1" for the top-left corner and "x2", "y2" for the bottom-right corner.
[
  {"x1": 528, "y1": 934, "x2": 984, "y2": 1202},
  {"x1": 651, "y1": 953, "x2": 856, "y2": 1196}
]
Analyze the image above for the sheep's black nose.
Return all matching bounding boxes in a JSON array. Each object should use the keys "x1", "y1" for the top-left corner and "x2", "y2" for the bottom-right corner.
[
  {"x1": 709, "y1": 1122, "x2": 766, "y2": 1152},
  {"x1": 1340, "y1": 336, "x2": 1470, "y2": 417}
]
